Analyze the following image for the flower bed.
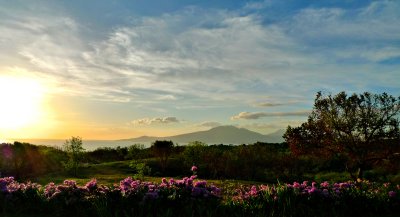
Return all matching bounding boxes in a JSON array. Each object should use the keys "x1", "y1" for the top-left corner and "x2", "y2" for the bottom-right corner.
[{"x1": 0, "y1": 175, "x2": 399, "y2": 217}]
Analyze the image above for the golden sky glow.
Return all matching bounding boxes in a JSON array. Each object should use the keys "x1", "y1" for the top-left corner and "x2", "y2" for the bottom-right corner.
[{"x1": 0, "y1": 76, "x2": 44, "y2": 129}]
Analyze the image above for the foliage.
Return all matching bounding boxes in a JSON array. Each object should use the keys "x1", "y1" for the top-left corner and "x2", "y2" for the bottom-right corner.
[
  {"x1": 284, "y1": 92, "x2": 400, "y2": 179},
  {"x1": 182, "y1": 141, "x2": 207, "y2": 167},
  {"x1": 129, "y1": 160, "x2": 151, "y2": 180},
  {"x1": 151, "y1": 140, "x2": 174, "y2": 173},
  {"x1": 127, "y1": 144, "x2": 147, "y2": 160},
  {"x1": 0, "y1": 142, "x2": 66, "y2": 178},
  {"x1": 63, "y1": 136, "x2": 85, "y2": 177}
]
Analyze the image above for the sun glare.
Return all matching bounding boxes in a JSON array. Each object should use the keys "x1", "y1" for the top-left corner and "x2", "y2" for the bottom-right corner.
[{"x1": 0, "y1": 76, "x2": 44, "y2": 130}]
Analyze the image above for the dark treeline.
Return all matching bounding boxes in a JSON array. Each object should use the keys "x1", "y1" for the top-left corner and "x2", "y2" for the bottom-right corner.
[
  {"x1": 85, "y1": 140, "x2": 399, "y2": 182},
  {"x1": 1, "y1": 140, "x2": 399, "y2": 183},
  {"x1": 0, "y1": 142, "x2": 67, "y2": 178}
]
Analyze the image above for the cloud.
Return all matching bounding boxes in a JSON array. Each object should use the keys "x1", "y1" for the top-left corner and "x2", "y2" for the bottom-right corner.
[
  {"x1": 157, "y1": 94, "x2": 178, "y2": 100},
  {"x1": 241, "y1": 121, "x2": 304, "y2": 130},
  {"x1": 131, "y1": 117, "x2": 180, "y2": 125},
  {"x1": 244, "y1": 0, "x2": 272, "y2": 10},
  {"x1": 0, "y1": 1, "x2": 399, "y2": 110},
  {"x1": 196, "y1": 121, "x2": 222, "y2": 128},
  {"x1": 287, "y1": 1, "x2": 400, "y2": 63},
  {"x1": 253, "y1": 102, "x2": 285, "y2": 107},
  {"x1": 231, "y1": 111, "x2": 310, "y2": 120}
]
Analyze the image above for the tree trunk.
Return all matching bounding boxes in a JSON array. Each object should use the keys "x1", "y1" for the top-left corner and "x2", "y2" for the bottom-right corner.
[{"x1": 356, "y1": 164, "x2": 365, "y2": 180}]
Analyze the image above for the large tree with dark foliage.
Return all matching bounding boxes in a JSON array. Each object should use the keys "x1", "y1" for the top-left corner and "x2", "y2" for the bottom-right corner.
[
  {"x1": 284, "y1": 92, "x2": 400, "y2": 179},
  {"x1": 151, "y1": 140, "x2": 174, "y2": 173}
]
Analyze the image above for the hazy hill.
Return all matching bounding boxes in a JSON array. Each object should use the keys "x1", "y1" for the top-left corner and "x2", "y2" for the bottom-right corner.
[{"x1": 120, "y1": 125, "x2": 284, "y2": 144}]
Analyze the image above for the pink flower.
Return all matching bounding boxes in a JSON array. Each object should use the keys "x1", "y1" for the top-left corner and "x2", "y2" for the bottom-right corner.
[
  {"x1": 191, "y1": 165, "x2": 198, "y2": 172},
  {"x1": 249, "y1": 185, "x2": 258, "y2": 196},
  {"x1": 293, "y1": 182, "x2": 301, "y2": 189},
  {"x1": 320, "y1": 181, "x2": 330, "y2": 188},
  {"x1": 63, "y1": 180, "x2": 77, "y2": 187}
]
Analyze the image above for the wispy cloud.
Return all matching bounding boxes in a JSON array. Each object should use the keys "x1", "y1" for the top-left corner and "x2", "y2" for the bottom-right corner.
[
  {"x1": 253, "y1": 102, "x2": 285, "y2": 107},
  {"x1": 196, "y1": 121, "x2": 222, "y2": 128},
  {"x1": 0, "y1": 1, "x2": 399, "y2": 139},
  {"x1": 2, "y1": 1, "x2": 398, "y2": 106},
  {"x1": 231, "y1": 111, "x2": 310, "y2": 120},
  {"x1": 131, "y1": 117, "x2": 180, "y2": 125}
]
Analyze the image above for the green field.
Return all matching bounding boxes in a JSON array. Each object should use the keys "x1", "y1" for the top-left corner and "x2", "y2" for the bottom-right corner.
[{"x1": 28, "y1": 160, "x2": 263, "y2": 193}]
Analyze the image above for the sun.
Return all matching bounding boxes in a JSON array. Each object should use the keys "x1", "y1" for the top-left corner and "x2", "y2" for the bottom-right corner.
[{"x1": 0, "y1": 76, "x2": 44, "y2": 130}]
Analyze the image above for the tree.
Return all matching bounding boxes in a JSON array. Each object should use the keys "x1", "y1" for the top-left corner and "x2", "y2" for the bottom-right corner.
[
  {"x1": 284, "y1": 92, "x2": 400, "y2": 179},
  {"x1": 63, "y1": 136, "x2": 85, "y2": 176},
  {"x1": 151, "y1": 140, "x2": 174, "y2": 173},
  {"x1": 182, "y1": 141, "x2": 207, "y2": 167},
  {"x1": 127, "y1": 144, "x2": 146, "y2": 160}
]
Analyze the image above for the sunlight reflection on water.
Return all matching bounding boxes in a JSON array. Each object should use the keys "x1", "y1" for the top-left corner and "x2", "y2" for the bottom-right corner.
[{"x1": 2, "y1": 139, "x2": 152, "y2": 151}]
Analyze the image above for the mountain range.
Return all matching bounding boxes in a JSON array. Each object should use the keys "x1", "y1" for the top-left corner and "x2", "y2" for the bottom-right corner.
[{"x1": 120, "y1": 125, "x2": 285, "y2": 144}]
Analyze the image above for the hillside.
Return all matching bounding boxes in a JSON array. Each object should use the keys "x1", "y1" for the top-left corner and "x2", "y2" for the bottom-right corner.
[{"x1": 120, "y1": 125, "x2": 284, "y2": 144}]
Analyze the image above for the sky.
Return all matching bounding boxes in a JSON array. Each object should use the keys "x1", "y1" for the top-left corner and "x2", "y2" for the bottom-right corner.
[{"x1": 0, "y1": 0, "x2": 399, "y2": 140}]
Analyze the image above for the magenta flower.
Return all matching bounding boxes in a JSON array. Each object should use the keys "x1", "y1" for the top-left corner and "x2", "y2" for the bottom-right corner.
[
  {"x1": 63, "y1": 180, "x2": 77, "y2": 187},
  {"x1": 85, "y1": 179, "x2": 97, "y2": 191},
  {"x1": 388, "y1": 191, "x2": 396, "y2": 198},
  {"x1": 308, "y1": 187, "x2": 318, "y2": 194},
  {"x1": 191, "y1": 165, "x2": 198, "y2": 172},
  {"x1": 249, "y1": 185, "x2": 258, "y2": 196}
]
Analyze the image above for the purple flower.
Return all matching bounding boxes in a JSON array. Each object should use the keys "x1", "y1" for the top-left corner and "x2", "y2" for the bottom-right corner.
[
  {"x1": 210, "y1": 185, "x2": 221, "y2": 196},
  {"x1": 191, "y1": 187, "x2": 203, "y2": 197},
  {"x1": 194, "y1": 180, "x2": 207, "y2": 188},
  {"x1": 388, "y1": 191, "x2": 396, "y2": 198},
  {"x1": 322, "y1": 189, "x2": 329, "y2": 197},
  {"x1": 120, "y1": 177, "x2": 133, "y2": 192},
  {"x1": 144, "y1": 191, "x2": 159, "y2": 200},
  {"x1": 339, "y1": 183, "x2": 350, "y2": 189}
]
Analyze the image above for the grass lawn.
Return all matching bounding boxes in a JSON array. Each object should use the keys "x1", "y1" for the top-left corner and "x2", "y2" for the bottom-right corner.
[{"x1": 26, "y1": 160, "x2": 263, "y2": 191}]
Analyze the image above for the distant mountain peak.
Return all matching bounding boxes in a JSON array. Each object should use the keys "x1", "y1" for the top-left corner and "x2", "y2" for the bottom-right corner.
[{"x1": 120, "y1": 125, "x2": 284, "y2": 144}]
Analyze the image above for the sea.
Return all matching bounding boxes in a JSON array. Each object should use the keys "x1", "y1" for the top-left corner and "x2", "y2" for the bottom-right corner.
[{"x1": 1, "y1": 139, "x2": 151, "y2": 151}]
